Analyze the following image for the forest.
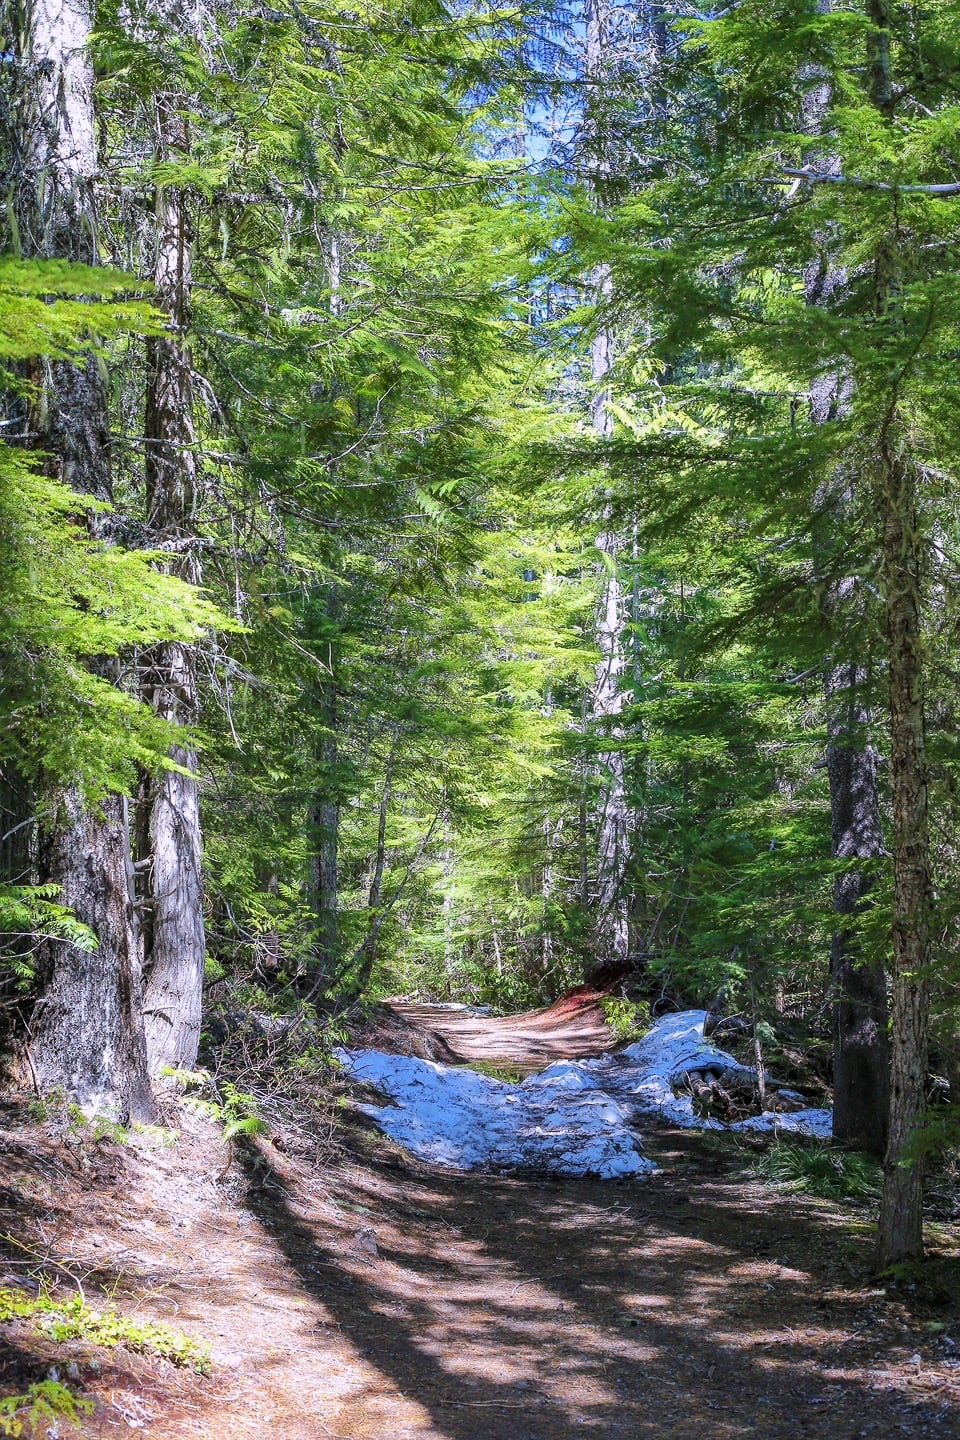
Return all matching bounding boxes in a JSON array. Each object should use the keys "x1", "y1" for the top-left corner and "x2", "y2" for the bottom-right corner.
[{"x1": 1, "y1": 0, "x2": 960, "y2": 1435}]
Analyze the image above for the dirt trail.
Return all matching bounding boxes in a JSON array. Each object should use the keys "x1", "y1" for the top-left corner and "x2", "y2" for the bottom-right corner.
[
  {"x1": 2, "y1": 1002, "x2": 960, "y2": 1440},
  {"x1": 379, "y1": 990, "x2": 618, "y2": 1071},
  {"x1": 5, "y1": 1114, "x2": 960, "y2": 1440}
]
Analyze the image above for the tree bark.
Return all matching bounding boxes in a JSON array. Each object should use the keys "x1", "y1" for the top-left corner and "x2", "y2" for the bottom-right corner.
[
  {"x1": 586, "y1": 0, "x2": 632, "y2": 970},
  {"x1": 876, "y1": 434, "x2": 930, "y2": 1267},
  {"x1": 348, "y1": 738, "x2": 397, "y2": 995},
  {"x1": 4, "y1": 0, "x2": 154, "y2": 1119},
  {"x1": 368, "y1": 740, "x2": 396, "y2": 916},
  {"x1": 308, "y1": 676, "x2": 339, "y2": 989},
  {"x1": 800, "y1": 29, "x2": 890, "y2": 1157},
  {"x1": 140, "y1": 73, "x2": 206, "y2": 1075},
  {"x1": 861, "y1": 0, "x2": 931, "y2": 1270},
  {"x1": 33, "y1": 792, "x2": 154, "y2": 1121},
  {"x1": 826, "y1": 661, "x2": 889, "y2": 1156}
]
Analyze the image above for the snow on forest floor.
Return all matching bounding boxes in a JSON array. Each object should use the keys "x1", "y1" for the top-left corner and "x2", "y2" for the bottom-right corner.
[{"x1": 338, "y1": 1010, "x2": 833, "y2": 1179}]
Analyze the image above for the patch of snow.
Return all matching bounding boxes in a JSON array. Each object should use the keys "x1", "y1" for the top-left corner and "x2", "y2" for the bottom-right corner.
[
  {"x1": 599, "y1": 1009, "x2": 754, "y2": 1128},
  {"x1": 521, "y1": 1060, "x2": 600, "y2": 1091},
  {"x1": 732, "y1": 1109, "x2": 834, "y2": 1138},
  {"x1": 603, "y1": 1010, "x2": 833, "y2": 1138},
  {"x1": 338, "y1": 1009, "x2": 834, "y2": 1180},
  {"x1": 337, "y1": 1047, "x2": 654, "y2": 1178}
]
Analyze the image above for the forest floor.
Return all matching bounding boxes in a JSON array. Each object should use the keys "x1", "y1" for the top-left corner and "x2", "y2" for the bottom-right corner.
[{"x1": 2, "y1": 1005, "x2": 960, "y2": 1440}]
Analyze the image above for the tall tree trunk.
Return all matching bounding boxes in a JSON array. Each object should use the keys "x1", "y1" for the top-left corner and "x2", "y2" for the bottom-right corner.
[
  {"x1": 33, "y1": 792, "x2": 154, "y2": 1120},
  {"x1": 367, "y1": 740, "x2": 396, "y2": 916},
  {"x1": 542, "y1": 813, "x2": 556, "y2": 976},
  {"x1": 801, "y1": 28, "x2": 890, "y2": 1156},
  {"x1": 140, "y1": 63, "x2": 206, "y2": 1075},
  {"x1": 442, "y1": 818, "x2": 456, "y2": 987},
  {"x1": 866, "y1": 0, "x2": 931, "y2": 1266},
  {"x1": 876, "y1": 432, "x2": 931, "y2": 1267},
  {"x1": 348, "y1": 737, "x2": 397, "y2": 995},
  {"x1": 308, "y1": 676, "x2": 339, "y2": 988},
  {"x1": 592, "y1": 513, "x2": 631, "y2": 967},
  {"x1": 5, "y1": 0, "x2": 153, "y2": 1119},
  {"x1": 826, "y1": 659, "x2": 889, "y2": 1155},
  {"x1": 586, "y1": 0, "x2": 632, "y2": 969}
]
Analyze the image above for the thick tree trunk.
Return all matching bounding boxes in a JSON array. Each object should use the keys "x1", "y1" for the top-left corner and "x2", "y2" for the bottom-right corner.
[
  {"x1": 140, "y1": 75, "x2": 206, "y2": 1075},
  {"x1": 876, "y1": 438, "x2": 931, "y2": 1268},
  {"x1": 5, "y1": 0, "x2": 154, "y2": 1118},
  {"x1": 33, "y1": 792, "x2": 154, "y2": 1121},
  {"x1": 592, "y1": 520, "x2": 631, "y2": 967},
  {"x1": 864, "y1": 0, "x2": 931, "y2": 1269},
  {"x1": 800, "y1": 31, "x2": 890, "y2": 1156},
  {"x1": 142, "y1": 731, "x2": 205, "y2": 1073}
]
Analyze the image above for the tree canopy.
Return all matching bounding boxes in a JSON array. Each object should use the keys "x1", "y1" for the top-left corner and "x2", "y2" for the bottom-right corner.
[{"x1": 1, "y1": 0, "x2": 959, "y2": 1267}]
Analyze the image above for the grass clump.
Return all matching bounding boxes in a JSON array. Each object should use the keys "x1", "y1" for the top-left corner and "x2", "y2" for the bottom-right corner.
[
  {"x1": 0, "y1": 1287, "x2": 211, "y2": 1373},
  {"x1": 751, "y1": 1139, "x2": 881, "y2": 1202},
  {"x1": 462, "y1": 1061, "x2": 524, "y2": 1083}
]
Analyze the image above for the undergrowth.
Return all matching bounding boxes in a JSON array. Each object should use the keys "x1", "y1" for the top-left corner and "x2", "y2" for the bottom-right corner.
[
  {"x1": 463, "y1": 1061, "x2": 525, "y2": 1083},
  {"x1": 0, "y1": 1286, "x2": 211, "y2": 1373},
  {"x1": 0, "y1": 1379, "x2": 94, "y2": 1438},
  {"x1": 197, "y1": 983, "x2": 348, "y2": 1163},
  {"x1": 751, "y1": 1139, "x2": 881, "y2": 1202},
  {"x1": 600, "y1": 996, "x2": 650, "y2": 1044}
]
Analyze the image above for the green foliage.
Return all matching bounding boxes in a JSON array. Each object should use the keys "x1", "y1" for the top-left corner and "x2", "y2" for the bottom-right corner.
[
  {"x1": 0, "y1": 1379, "x2": 93, "y2": 1438},
  {"x1": 0, "y1": 258, "x2": 229, "y2": 806},
  {"x1": 166, "y1": 1068, "x2": 267, "y2": 1142},
  {"x1": 21, "y1": 0, "x2": 960, "y2": 1095},
  {"x1": 134, "y1": 0, "x2": 597, "y2": 1005},
  {"x1": 524, "y1": 0, "x2": 960, "y2": 1045},
  {"x1": 0, "y1": 886, "x2": 96, "y2": 982},
  {"x1": 752, "y1": 1140, "x2": 882, "y2": 1203},
  {"x1": 0, "y1": 1286, "x2": 210, "y2": 1373},
  {"x1": 0, "y1": 258, "x2": 159, "y2": 367},
  {"x1": 599, "y1": 996, "x2": 650, "y2": 1045}
]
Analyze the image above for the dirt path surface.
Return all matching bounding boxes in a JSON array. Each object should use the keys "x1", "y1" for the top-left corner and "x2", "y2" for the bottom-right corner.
[
  {"x1": 3, "y1": 1100, "x2": 960, "y2": 1440},
  {"x1": 378, "y1": 990, "x2": 618, "y2": 1071}
]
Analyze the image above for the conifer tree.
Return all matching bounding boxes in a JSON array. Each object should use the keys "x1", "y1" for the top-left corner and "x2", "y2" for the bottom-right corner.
[
  {"x1": 139, "y1": 0, "x2": 207, "y2": 1075},
  {"x1": 579, "y1": 0, "x2": 960, "y2": 1263},
  {"x1": 0, "y1": 0, "x2": 156, "y2": 1119},
  {"x1": 801, "y1": 15, "x2": 889, "y2": 1157},
  {"x1": 584, "y1": 0, "x2": 633, "y2": 971}
]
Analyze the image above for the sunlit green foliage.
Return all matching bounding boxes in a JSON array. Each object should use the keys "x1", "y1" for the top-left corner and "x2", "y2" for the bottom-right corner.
[{"x1": 0, "y1": 1285, "x2": 210, "y2": 1372}]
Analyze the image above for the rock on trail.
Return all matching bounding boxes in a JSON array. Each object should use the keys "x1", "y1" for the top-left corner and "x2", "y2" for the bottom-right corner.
[{"x1": 338, "y1": 1010, "x2": 832, "y2": 1179}]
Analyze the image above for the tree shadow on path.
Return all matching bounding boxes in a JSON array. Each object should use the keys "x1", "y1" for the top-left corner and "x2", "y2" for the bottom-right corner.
[{"x1": 238, "y1": 1128, "x2": 960, "y2": 1440}]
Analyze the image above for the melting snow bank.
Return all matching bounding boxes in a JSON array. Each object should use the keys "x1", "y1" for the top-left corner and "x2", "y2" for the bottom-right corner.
[
  {"x1": 600, "y1": 1011, "x2": 833, "y2": 1139},
  {"x1": 339, "y1": 1046, "x2": 653, "y2": 1178},
  {"x1": 337, "y1": 1009, "x2": 832, "y2": 1180}
]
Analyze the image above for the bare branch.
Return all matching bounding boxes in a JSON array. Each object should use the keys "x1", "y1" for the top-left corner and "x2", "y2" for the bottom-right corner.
[{"x1": 776, "y1": 167, "x2": 960, "y2": 196}]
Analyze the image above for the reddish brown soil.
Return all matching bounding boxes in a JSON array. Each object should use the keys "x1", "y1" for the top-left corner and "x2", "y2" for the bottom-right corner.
[
  {"x1": 1, "y1": 1005, "x2": 959, "y2": 1440},
  {"x1": 372, "y1": 989, "x2": 617, "y2": 1071}
]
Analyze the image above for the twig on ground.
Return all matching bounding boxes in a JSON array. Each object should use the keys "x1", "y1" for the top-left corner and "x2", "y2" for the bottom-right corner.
[
  {"x1": 0, "y1": 1229, "x2": 86, "y2": 1302},
  {"x1": 437, "y1": 1398, "x2": 544, "y2": 1408}
]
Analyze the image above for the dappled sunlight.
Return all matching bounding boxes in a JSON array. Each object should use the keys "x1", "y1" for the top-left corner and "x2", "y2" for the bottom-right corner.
[{"x1": 223, "y1": 1130, "x2": 960, "y2": 1440}]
